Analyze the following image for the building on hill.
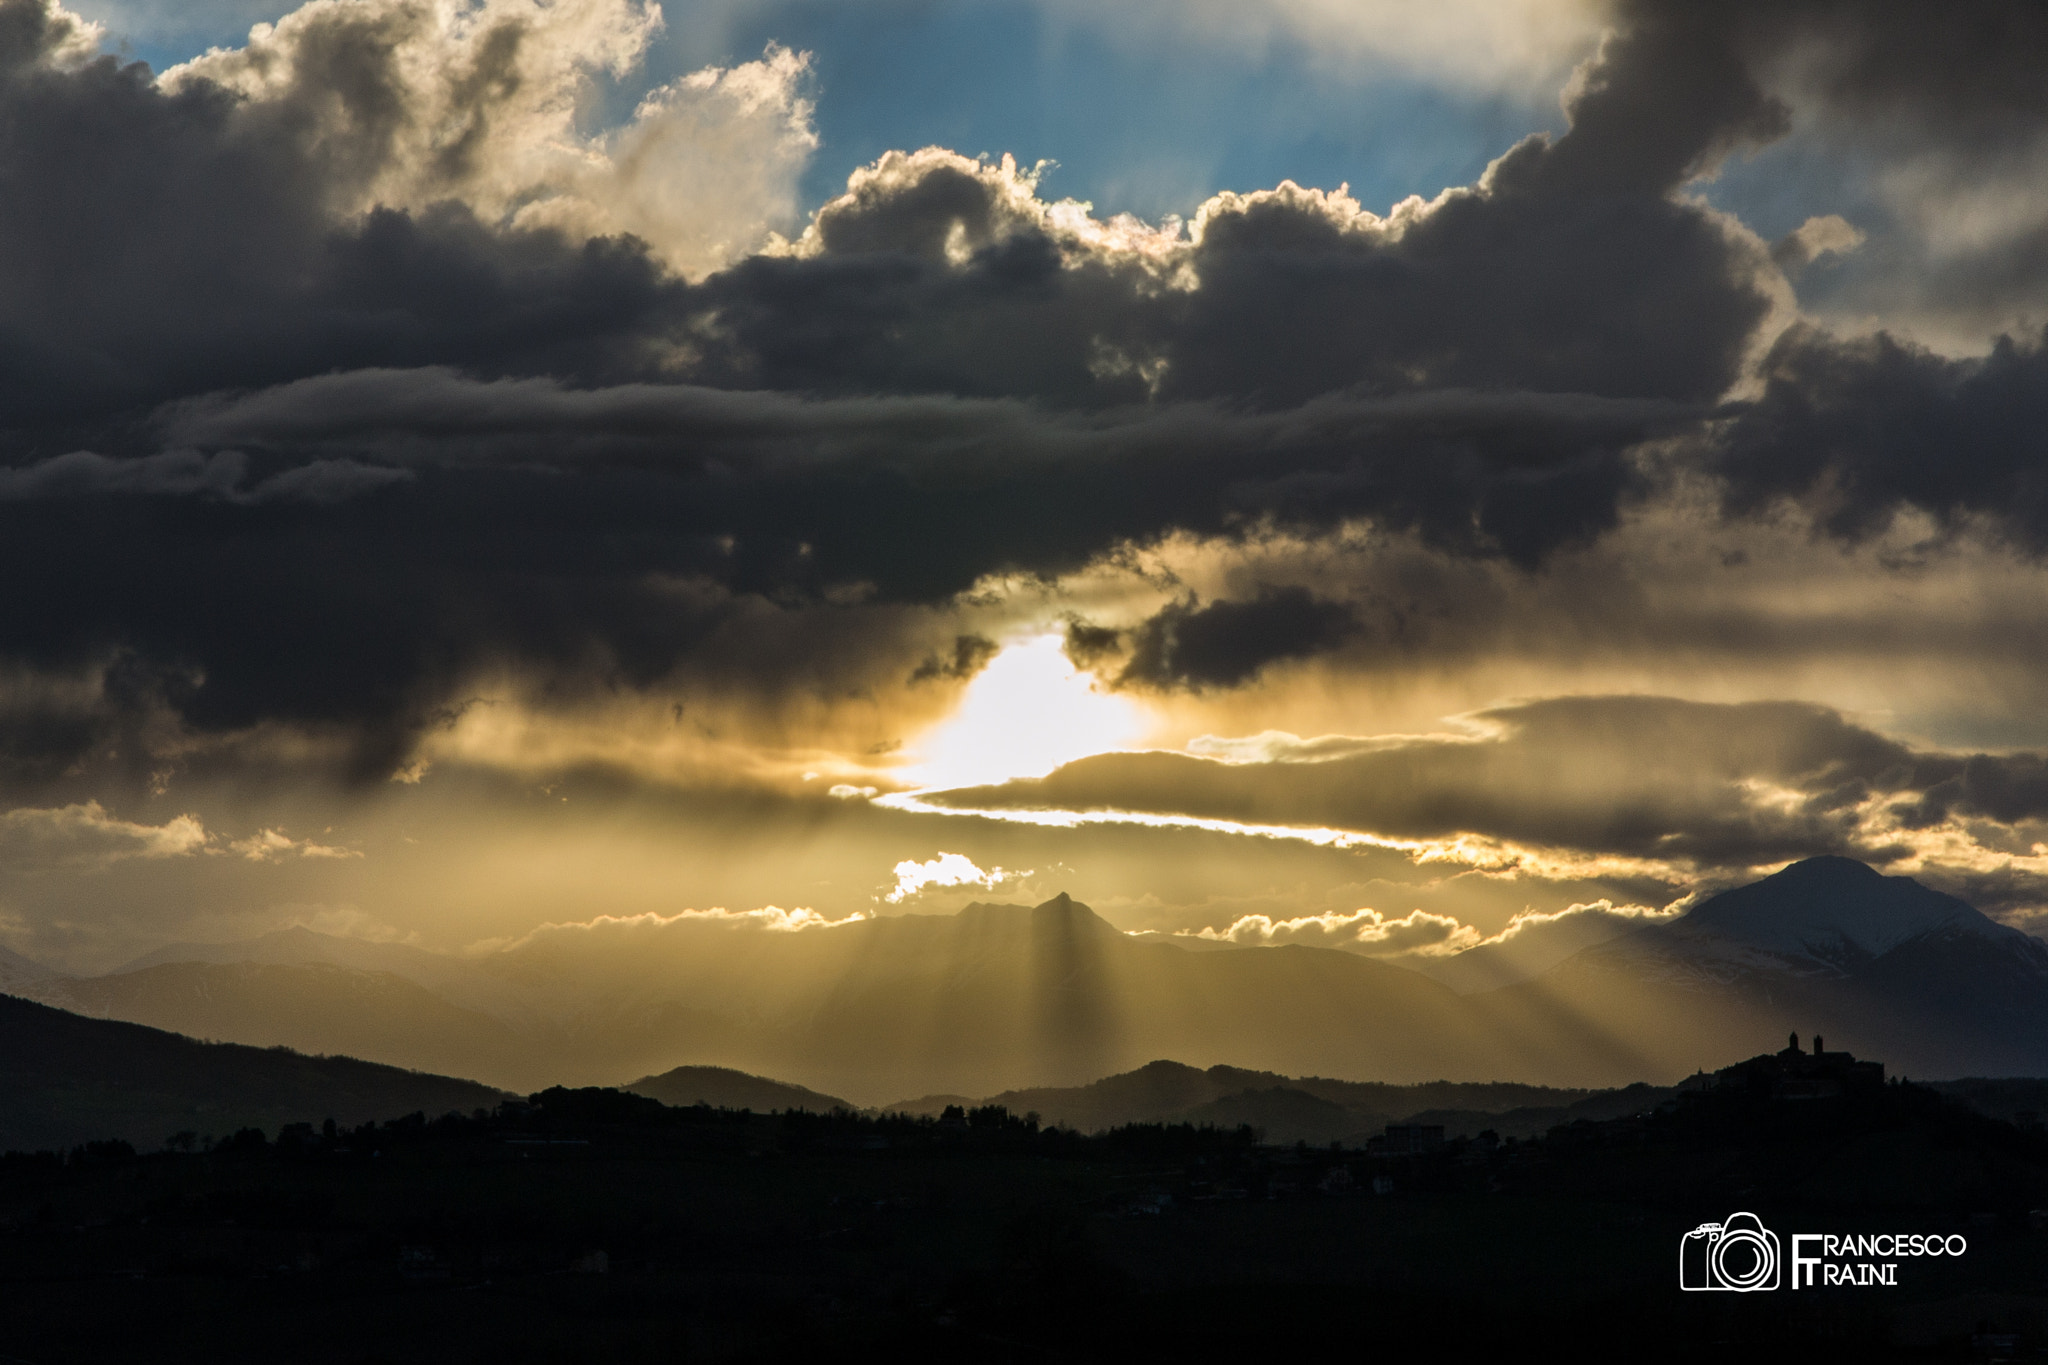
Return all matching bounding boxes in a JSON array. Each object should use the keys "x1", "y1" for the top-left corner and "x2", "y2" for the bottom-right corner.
[{"x1": 1713, "y1": 1032, "x2": 1885, "y2": 1101}]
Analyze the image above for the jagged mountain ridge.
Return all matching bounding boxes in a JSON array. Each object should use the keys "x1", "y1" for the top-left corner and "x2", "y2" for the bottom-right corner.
[{"x1": 110, "y1": 925, "x2": 544, "y2": 1024}]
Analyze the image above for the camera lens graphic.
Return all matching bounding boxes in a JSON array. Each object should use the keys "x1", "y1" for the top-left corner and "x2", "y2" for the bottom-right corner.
[{"x1": 1711, "y1": 1225, "x2": 1776, "y2": 1290}]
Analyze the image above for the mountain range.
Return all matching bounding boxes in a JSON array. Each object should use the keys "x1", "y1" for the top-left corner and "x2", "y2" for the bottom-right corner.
[
  {"x1": 9, "y1": 857, "x2": 2048, "y2": 1098},
  {"x1": 1483, "y1": 856, "x2": 2048, "y2": 1082}
]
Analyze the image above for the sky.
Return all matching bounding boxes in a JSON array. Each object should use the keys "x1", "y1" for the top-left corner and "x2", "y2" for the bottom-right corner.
[{"x1": 5, "y1": 0, "x2": 2048, "y2": 975}]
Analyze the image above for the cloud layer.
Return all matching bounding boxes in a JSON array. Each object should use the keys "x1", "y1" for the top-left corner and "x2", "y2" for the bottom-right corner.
[
  {"x1": 0, "y1": 0, "x2": 1890, "y2": 780},
  {"x1": 924, "y1": 695, "x2": 2048, "y2": 911},
  {"x1": 9, "y1": 0, "x2": 2048, "y2": 948}
]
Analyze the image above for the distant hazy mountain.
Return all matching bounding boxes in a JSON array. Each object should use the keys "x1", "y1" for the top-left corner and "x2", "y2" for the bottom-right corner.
[
  {"x1": 26, "y1": 898, "x2": 1528, "y2": 1098},
  {"x1": 20, "y1": 863, "x2": 2048, "y2": 1097},
  {"x1": 1634, "y1": 855, "x2": 2030, "y2": 974},
  {"x1": 625, "y1": 1065, "x2": 851, "y2": 1113},
  {"x1": 0, "y1": 993, "x2": 505, "y2": 1152},
  {"x1": 0, "y1": 943, "x2": 48, "y2": 995},
  {"x1": 33, "y1": 961, "x2": 542, "y2": 1089},
  {"x1": 442, "y1": 891, "x2": 1507, "y2": 1098},
  {"x1": 1413, "y1": 909, "x2": 1651, "y2": 993},
  {"x1": 1484, "y1": 857, "x2": 2048, "y2": 1080},
  {"x1": 21, "y1": 926, "x2": 762, "y2": 1093},
  {"x1": 111, "y1": 925, "x2": 541, "y2": 1024},
  {"x1": 746, "y1": 894, "x2": 1499, "y2": 1098}
]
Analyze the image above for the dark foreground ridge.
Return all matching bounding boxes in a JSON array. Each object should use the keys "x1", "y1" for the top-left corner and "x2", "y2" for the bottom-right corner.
[
  {"x1": 0, "y1": 992, "x2": 507, "y2": 1152},
  {"x1": 887, "y1": 1056, "x2": 1670, "y2": 1144},
  {"x1": 7, "y1": 1047, "x2": 2048, "y2": 1362}
]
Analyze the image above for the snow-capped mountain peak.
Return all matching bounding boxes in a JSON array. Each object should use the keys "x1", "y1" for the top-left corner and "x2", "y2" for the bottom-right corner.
[{"x1": 1675, "y1": 856, "x2": 2017, "y2": 965}]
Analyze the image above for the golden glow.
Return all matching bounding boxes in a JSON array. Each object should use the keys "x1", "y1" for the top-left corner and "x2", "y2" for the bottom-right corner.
[{"x1": 902, "y1": 634, "x2": 1146, "y2": 790}]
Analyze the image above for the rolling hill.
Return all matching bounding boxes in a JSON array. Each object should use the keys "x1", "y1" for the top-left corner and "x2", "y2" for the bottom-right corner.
[
  {"x1": 884, "y1": 1057, "x2": 1663, "y2": 1144},
  {"x1": 0, "y1": 992, "x2": 506, "y2": 1152},
  {"x1": 625, "y1": 1064, "x2": 852, "y2": 1113}
]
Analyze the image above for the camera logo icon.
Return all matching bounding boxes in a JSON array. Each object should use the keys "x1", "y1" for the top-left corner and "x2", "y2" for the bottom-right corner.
[{"x1": 1680, "y1": 1212, "x2": 1780, "y2": 1291}]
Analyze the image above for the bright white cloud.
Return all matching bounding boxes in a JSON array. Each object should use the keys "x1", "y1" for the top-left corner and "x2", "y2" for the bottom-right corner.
[
  {"x1": 162, "y1": 0, "x2": 816, "y2": 278},
  {"x1": 228, "y1": 828, "x2": 360, "y2": 862},
  {"x1": 487, "y1": 903, "x2": 865, "y2": 953},
  {"x1": 0, "y1": 805, "x2": 369, "y2": 871},
  {"x1": 1484, "y1": 898, "x2": 1674, "y2": 946},
  {"x1": 883, "y1": 851, "x2": 1030, "y2": 904},
  {"x1": 0, "y1": 802, "x2": 209, "y2": 870},
  {"x1": 28, "y1": 1, "x2": 105, "y2": 66},
  {"x1": 509, "y1": 43, "x2": 817, "y2": 278},
  {"x1": 1190, "y1": 897, "x2": 1675, "y2": 969},
  {"x1": 1197, "y1": 905, "x2": 1481, "y2": 958},
  {"x1": 1774, "y1": 214, "x2": 1865, "y2": 273}
]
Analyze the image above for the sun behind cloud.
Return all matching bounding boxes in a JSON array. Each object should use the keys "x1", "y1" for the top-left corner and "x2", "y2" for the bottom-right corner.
[{"x1": 903, "y1": 635, "x2": 1145, "y2": 791}]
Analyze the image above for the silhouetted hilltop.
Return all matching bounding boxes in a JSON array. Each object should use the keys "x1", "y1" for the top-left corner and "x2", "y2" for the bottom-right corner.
[
  {"x1": 624, "y1": 1064, "x2": 851, "y2": 1113},
  {"x1": 0, "y1": 992, "x2": 506, "y2": 1151},
  {"x1": 889, "y1": 1058, "x2": 1614, "y2": 1143},
  {"x1": 1176, "y1": 1086, "x2": 1356, "y2": 1143}
]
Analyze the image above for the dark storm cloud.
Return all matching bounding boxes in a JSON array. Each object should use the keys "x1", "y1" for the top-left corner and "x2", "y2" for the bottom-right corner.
[
  {"x1": 923, "y1": 695, "x2": 2048, "y2": 873},
  {"x1": 0, "y1": 448, "x2": 413, "y2": 502},
  {"x1": 908, "y1": 635, "x2": 999, "y2": 684},
  {"x1": 1890, "y1": 751, "x2": 2048, "y2": 831},
  {"x1": 694, "y1": 0, "x2": 2048, "y2": 418},
  {"x1": 1638, "y1": 0, "x2": 2048, "y2": 332},
  {"x1": 685, "y1": 8, "x2": 1783, "y2": 411},
  {"x1": 1113, "y1": 587, "x2": 1360, "y2": 691},
  {"x1": 0, "y1": 0, "x2": 1786, "y2": 424},
  {"x1": 0, "y1": 372, "x2": 1697, "y2": 786},
  {"x1": 1669, "y1": 0, "x2": 2048, "y2": 156},
  {"x1": 0, "y1": 4, "x2": 700, "y2": 434},
  {"x1": 1708, "y1": 324, "x2": 2048, "y2": 548},
  {"x1": 1569, "y1": 1, "x2": 2048, "y2": 557},
  {"x1": 7, "y1": 0, "x2": 2046, "y2": 779},
  {"x1": 160, "y1": 368, "x2": 1695, "y2": 594},
  {"x1": 0, "y1": 0, "x2": 1787, "y2": 433}
]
